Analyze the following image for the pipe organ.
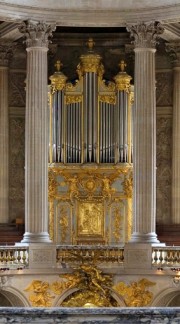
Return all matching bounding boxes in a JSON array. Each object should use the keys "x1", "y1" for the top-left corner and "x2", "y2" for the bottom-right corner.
[{"x1": 48, "y1": 39, "x2": 133, "y2": 245}]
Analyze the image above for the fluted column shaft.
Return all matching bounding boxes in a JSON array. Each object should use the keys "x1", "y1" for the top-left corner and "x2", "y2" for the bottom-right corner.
[
  {"x1": 19, "y1": 21, "x2": 55, "y2": 243},
  {"x1": 0, "y1": 66, "x2": 9, "y2": 223},
  {"x1": 127, "y1": 22, "x2": 164, "y2": 243}
]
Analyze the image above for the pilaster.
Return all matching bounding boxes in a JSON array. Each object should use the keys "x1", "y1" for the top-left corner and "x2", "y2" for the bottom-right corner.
[
  {"x1": 166, "y1": 42, "x2": 180, "y2": 224},
  {"x1": 0, "y1": 43, "x2": 13, "y2": 223}
]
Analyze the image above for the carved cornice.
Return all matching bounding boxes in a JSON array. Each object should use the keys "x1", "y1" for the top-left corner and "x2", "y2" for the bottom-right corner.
[
  {"x1": 0, "y1": 2, "x2": 179, "y2": 26},
  {"x1": 166, "y1": 41, "x2": 180, "y2": 67},
  {"x1": 18, "y1": 20, "x2": 56, "y2": 48},
  {"x1": 127, "y1": 22, "x2": 164, "y2": 49}
]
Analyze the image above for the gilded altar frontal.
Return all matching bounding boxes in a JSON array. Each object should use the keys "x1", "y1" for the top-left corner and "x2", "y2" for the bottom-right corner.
[{"x1": 48, "y1": 38, "x2": 133, "y2": 245}]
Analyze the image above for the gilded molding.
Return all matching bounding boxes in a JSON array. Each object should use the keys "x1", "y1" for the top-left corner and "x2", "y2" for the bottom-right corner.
[
  {"x1": 65, "y1": 95, "x2": 82, "y2": 104},
  {"x1": 122, "y1": 171, "x2": 133, "y2": 198},
  {"x1": 99, "y1": 95, "x2": 116, "y2": 104}
]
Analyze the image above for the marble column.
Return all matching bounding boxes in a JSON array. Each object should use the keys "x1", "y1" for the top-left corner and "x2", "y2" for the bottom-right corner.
[
  {"x1": 0, "y1": 44, "x2": 12, "y2": 223},
  {"x1": 19, "y1": 21, "x2": 55, "y2": 243},
  {"x1": 166, "y1": 43, "x2": 180, "y2": 224},
  {"x1": 127, "y1": 22, "x2": 164, "y2": 243}
]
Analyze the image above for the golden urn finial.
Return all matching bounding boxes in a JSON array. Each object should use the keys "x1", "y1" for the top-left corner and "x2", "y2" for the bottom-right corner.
[{"x1": 114, "y1": 60, "x2": 132, "y2": 92}]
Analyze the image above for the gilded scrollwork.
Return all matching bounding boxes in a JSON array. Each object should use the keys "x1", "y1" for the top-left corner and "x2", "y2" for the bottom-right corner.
[
  {"x1": 60, "y1": 264, "x2": 115, "y2": 307},
  {"x1": 99, "y1": 95, "x2": 116, "y2": 104},
  {"x1": 25, "y1": 265, "x2": 116, "y2": 307},
  {"x1": 48, "y1": 165, "x2": 132, "y2": 244},
  {"x1": 59, "y1": 205, "x2": 69, "y2": 243},
  {"x1": 48, "y1": 169, "x2": 59, "y2": 200},
  {"x1": 65, "y1": 95, "x2": 82, "y2": 104},
  {"x1": 24, "y1": 280, "x2": 54, "y2": 307},
  {"x1": 49, "y1": 200, "x2": 54, "y2": 241},
  {"x1": 122, "y1": 171, "x2": 133, "y2": 198},
  {"x1": 113, "y1": 278, "x2": 156, "y2": 307},
  {"x1": 112, "y1": 207, "x2": 122, "y2": 243}
]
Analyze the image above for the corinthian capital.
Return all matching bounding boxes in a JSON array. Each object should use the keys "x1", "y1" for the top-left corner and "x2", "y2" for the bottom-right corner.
[
  {"x1": 166, "y1": 42, "x2": 180, "y2": 67},
  {"x1": 19, "y1": 20, "x2": 56, "y2": 48},
  {"x1": 127, "y1": 22, "x2": 164, "y2": 49}
]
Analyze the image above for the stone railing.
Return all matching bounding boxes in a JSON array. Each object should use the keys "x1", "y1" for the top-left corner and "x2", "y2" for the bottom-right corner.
[
  {"x1": 152, "y1": 246, "x2": 180, "y2": 267},
  {"x1": 0, "y1": 246, "x2": 28, "y2": 269},
  {"x1": 56, "y1": 245, "x2": 125, "y2": 265},
  {"x1": 1, "y1": 245, "x2": 180, "y2": 270}
]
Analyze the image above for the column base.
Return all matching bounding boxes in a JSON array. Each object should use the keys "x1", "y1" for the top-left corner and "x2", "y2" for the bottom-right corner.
[
  {"x1": 21, "y1": 232, "x2": 52, "y2": 243},
  {"x1": 129, "y1": 232, "x2": 160, "y2": 244}
]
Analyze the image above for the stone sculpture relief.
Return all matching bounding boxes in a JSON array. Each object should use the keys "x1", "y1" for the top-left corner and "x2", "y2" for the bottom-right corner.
[
  {"x1": 9, "y1": 118, "x2": 25, "y2": 222},
  {"x1": 9, "y1": 72, "x2": 26, "y2": 107},
  {"x1": 156, "y1": 72, "x2": 173, "y2": 107},
  {"x1": 156, "y1": 117, "x2": 172, "y2": 224}
]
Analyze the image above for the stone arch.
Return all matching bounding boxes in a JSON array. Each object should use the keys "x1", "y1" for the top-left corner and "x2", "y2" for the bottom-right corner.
[
  {"x1": 53, "y1": 287, "x2": 126, "y2": 307},
  {"x1": 151, "y1": 287, "x2": 180, "y2": 306},
  {"x1": 0, "y1": 287, "x2": 30, "y2": 307}
]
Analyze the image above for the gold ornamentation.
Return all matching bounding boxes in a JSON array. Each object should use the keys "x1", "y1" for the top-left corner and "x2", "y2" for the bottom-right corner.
[
  {"x1": 65, "y1": 79, "x2": 81, "y2": 91},
  {"x1": 113, "y1": 278, "x2": 156, "y2": 307},
  {"x1": 24, "y1": 280, "x2": 54, "y2": 307},
  {"x1": 99, "y1": 79, "x2": 116, "y2": 92},
  {"x1": 49, "y1": 60, "x2": 67, "y2": 93},
  {"x1": 65, "y1": 95, "x2": 82, "y2": 105},
  {"x1": 99, "y1": 95, "x2": 116, "y2": 105},
  {"x1": 122, "y1": 171, "x2": 133, "y2": 198},
  {"x1": 126, "y1": 198, "x2": 132, "y2": 242},
  {"x1": 61, "y1": 264, "x2": 116, "y2": 307},
  {"x1": 130, "y1": 85, "x2": 134, "y2": 105},
  {"x1": 56, "y1": 246, "x2": 124, "y2": 264},
  {"x1": 59, "y1": 206, "x2": 69, "y2": 243},
  {"x1": 48, "y1": 169, "x2": 59, "y2": 200},
  {"x1": 48, "y1": 164, "x2": 132, "y2": 245},
  {"x1": 112, "y1": 207, "x2": 122, "y2": 243},
  {"x1": 78, "y1": 202, "x2": 104, "y2": 237},
  {"x1": 78, "y1": 38, "x2": 102, "y2": 74},
  {"x1": 49, "y1": 200, "x2": 54, "y2": 241},
  {"x1": 114, "y1": 60, "x2": 132, "y2": 92},
  {"x1": 25, "y1": 264, "x2": 120, "y2": 307}
]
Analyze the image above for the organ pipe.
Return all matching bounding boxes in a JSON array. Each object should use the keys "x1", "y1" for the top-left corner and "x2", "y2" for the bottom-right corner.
[{"x1": 49, "y1": 41, "x2": 133, "y2": 165}]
